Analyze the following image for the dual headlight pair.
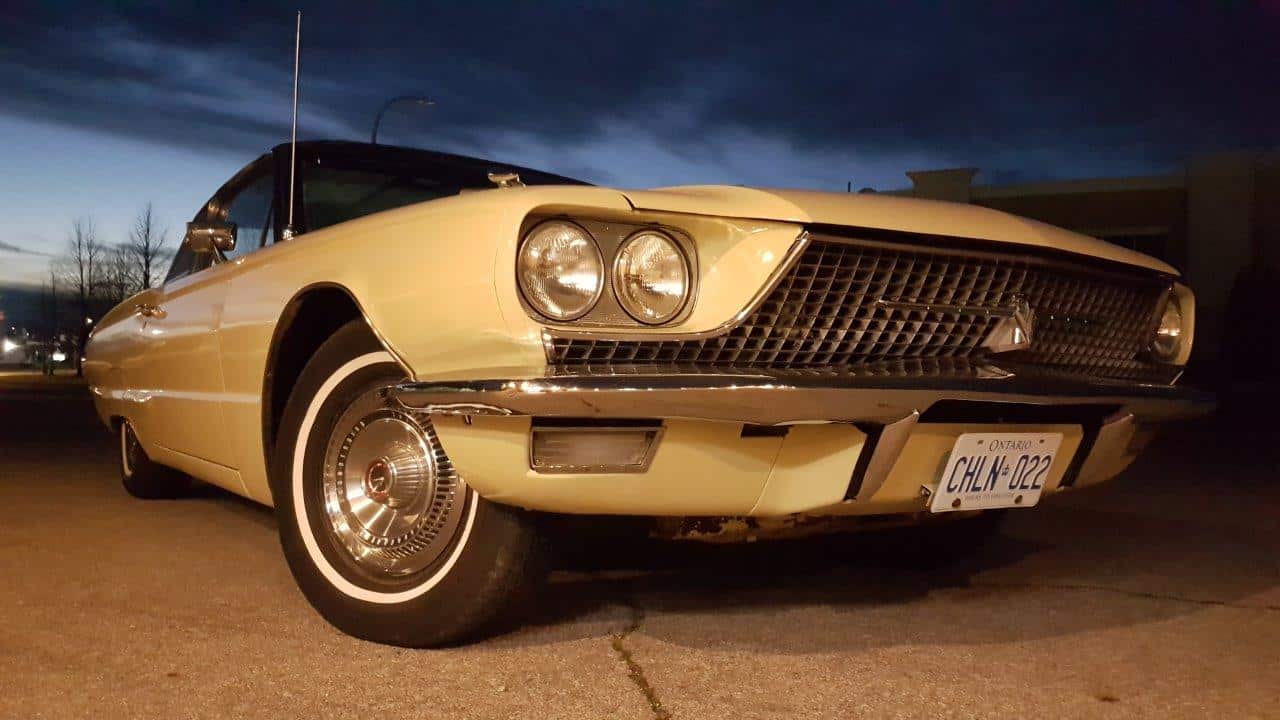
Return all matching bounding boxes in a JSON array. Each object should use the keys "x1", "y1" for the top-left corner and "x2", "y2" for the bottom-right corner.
[{"x1": 517, "y1": 220, "x2": 691, "y2": 324}]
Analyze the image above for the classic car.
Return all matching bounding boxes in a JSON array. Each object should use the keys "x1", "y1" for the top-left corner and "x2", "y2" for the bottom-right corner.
[{"x1": 84, "y1": 140, "x2": 1211, "y2": 647}]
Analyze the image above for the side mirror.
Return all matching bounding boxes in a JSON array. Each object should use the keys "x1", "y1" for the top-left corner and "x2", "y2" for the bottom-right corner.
[{"x1": 185, "y1": 221, "x2": 237, "y2": 254}]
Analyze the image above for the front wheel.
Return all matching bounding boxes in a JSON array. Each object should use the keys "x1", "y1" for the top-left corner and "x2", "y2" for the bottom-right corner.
[
  {"x1": 270, "y1": 321, "x2": 547, "y2": 647},
  {"x1": 119, "y1": 420, "x2": 192, "y2": 499}
]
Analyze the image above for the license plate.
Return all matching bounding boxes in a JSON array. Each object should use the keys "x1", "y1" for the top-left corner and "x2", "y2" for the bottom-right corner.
[{"x1": 929, "y1": 432, "x2": 1064, "y2": 513}]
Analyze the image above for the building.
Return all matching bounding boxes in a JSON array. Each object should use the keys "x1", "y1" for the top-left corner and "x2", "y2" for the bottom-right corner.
[{"x1": 900, "y1": 151, "x2": 1280, "y2": 381}]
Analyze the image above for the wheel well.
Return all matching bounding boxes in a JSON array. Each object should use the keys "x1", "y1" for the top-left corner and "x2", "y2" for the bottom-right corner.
[{"x1": 262, "y1": 285, "x2": 373, "y2": 467}]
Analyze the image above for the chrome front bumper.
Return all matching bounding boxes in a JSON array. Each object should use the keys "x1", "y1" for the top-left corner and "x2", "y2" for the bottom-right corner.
[
  {"x1": 387, "y1": 372, "x2": 1213, "y2": 425},
  {"x1": 384, "y1": 371, "x2": 1212, "y2": 516}
]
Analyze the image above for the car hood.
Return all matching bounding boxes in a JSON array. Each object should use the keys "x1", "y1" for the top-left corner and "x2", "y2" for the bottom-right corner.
[{"x1": 619, "y1": 185, "x2": 1177, "y2": 275}]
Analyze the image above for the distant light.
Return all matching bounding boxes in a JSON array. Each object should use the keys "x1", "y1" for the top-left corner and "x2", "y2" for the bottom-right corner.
[
  {"x1": 1, "y1": 339, "x2": 17, "y2": 353},
  {"x1": 85, "y1": 317, "x2": 94, "y2": 325},
  {"x1": 52, "y1": 351, "x2": 67, "y2": 362}
]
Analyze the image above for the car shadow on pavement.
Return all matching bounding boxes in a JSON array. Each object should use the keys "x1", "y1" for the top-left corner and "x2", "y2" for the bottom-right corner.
[
  {"x1": 186, "y1": 482, "x2": 280, "y2": 532},
  {"x1": 498, "y1": 465, "x2": 1279, "y2": 653},
  {"x1": 494, "y1": 528, "x2": 1054, "y2": 647}
]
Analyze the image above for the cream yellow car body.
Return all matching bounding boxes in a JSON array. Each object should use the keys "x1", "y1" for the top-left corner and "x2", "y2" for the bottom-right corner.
[{"x1": 85, "y1": 177, "x2": 1200, "y2": 519}]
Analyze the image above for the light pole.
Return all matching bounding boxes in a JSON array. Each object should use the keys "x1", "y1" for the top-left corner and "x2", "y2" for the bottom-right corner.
[{"x1": 370, "y1": 95, "x2": 434, "y2": 144}]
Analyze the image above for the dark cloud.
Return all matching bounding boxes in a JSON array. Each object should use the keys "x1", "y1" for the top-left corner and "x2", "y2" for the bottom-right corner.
[
  {"x1": 0, "y1": 241, "x2": 48, "y2": 256},
  {"x1": 1, "y1": 1, "x2": 1276, "y2": 185}
]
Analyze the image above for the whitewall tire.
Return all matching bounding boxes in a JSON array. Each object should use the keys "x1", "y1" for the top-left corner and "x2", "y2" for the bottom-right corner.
[{"x1": 270, "y1": 320, "x2": 547, "y2": 647}]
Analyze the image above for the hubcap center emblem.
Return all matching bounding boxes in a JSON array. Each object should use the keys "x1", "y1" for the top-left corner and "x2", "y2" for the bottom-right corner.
[{"x1": 362, "y1": 458, "x2": 395, "y2": 503}]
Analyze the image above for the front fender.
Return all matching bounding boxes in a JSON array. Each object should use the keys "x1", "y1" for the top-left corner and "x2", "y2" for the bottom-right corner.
[{"x1": 324, "y1": 186, "x2": 804, "y2": 382}]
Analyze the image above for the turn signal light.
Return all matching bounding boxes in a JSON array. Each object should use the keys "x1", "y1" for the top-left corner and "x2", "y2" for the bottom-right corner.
[{"x1": 530, "y1": 424, "x2": 662, "y2": 473}]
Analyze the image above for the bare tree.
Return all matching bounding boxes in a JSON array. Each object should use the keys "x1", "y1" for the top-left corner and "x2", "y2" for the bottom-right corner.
[
  {"x1": 126, "y1": 203, "x2": 168, "y2": 290},
  {"x1": 100, "y1": 244, "x2": 141, "y2": 307},
  {"x1": 53, "y1": 216, "x2": 102, "y2": 376},
  {"x1": 54, "y1": 217, "x2": 102, "y2": 319},
  {"x1": 41, "y1": 270, "x2": 59, "y2": 375}
]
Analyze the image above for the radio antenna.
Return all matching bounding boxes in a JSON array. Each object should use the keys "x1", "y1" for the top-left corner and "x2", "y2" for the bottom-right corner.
[{"x1": 283, "y1": 10, "x2": 302, "y2": 240}]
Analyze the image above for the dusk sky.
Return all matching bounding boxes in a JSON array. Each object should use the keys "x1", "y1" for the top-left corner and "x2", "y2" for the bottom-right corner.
[{"x1": 1, "y1": 2, "x2": 1277, "y2": 295}]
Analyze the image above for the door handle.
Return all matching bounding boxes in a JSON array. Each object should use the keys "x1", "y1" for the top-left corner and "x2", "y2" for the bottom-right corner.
[{"x1": 135, "y1": 303, "x2": 167, "y2": 319}]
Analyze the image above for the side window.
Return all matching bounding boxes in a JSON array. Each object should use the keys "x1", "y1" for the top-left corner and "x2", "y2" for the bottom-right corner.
[
  {"x1": 164, "y1": 243, "x2": 202, "y2": 284},
  {"x1": 222, "y1": 173, "x2": 275, "y2": 261},
  {"x1": 164, "y1": 163, "x2": 275, "y2": 285}
]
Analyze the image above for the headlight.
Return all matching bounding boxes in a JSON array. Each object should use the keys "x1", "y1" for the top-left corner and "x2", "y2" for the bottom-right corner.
[
  {"x1": 517, "y1": 221, "x2": 604, "y2": 321},
  {"x1": 612, "y1": 230, "x2": 691, "y2": 324},
  {"x1": 1150, "y1": 292, "x2": 1183, "y2": 362}
]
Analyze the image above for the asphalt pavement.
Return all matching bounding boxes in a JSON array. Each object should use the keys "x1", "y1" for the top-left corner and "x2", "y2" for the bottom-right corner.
[{"x1": 1, "y1": 370, "x2": 1278, "y2": 719}]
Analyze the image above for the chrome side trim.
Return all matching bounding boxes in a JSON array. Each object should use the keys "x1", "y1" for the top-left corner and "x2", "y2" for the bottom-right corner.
[
  {"x1": 854, "y1": 411, "x2": 919, "y2": 502},
  {"x1": 1072, "y1": 411, "x2": 1137, "y2": 488},
  {"x1": 542, "y1": 229, "x2": 812, "y2": 353}
]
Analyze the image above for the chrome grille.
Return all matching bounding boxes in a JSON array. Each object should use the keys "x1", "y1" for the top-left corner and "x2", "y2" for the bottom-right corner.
[{"x1": 548, "y1": 233, "x2": 1173, "y2": 382}]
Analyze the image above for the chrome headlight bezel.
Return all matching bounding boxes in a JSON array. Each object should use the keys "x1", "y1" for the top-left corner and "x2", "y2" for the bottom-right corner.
[
  {"x1": 515, "y1": 216, "x2": 699, "y2": 328},
  {"x1": 516, "y1": 220, "x2": 606, "y2": 322},
  {"x1": 611, "y1": 229, "x2": 693, "y2": 325}
]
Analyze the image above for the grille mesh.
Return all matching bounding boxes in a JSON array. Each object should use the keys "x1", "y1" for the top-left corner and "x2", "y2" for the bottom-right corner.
[{"x1": 548, "y1": 234, "x2": 1172, "y2": 382}]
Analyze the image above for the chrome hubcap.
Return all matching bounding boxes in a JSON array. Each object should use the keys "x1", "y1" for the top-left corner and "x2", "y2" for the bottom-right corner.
[{"x1": 321, "y1": 387, "x2": 465, "y2": 578}]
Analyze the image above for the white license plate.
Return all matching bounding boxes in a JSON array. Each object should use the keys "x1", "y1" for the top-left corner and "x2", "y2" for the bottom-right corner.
[{"x1": 929, "y1": 432, "x2": 1065, "y2": 513}]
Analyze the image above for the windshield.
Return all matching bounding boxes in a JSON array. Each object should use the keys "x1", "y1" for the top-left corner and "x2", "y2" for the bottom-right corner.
[{"x1": 301, "y1": 148, "x2": 587, "y2": 232}]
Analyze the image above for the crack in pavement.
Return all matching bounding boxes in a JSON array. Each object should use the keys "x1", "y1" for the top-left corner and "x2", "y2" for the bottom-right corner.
[
  {"x1": 593, "y1": 577, "x2": 1279, "y2": 720},
  {"x1": 969, "y1": 580, "x2": 1280, "y2": 611},
  {"x1": 610, "y1": 600, "x2": 671, "y2": 720}
]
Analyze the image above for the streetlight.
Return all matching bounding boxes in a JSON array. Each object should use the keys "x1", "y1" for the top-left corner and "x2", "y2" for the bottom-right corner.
[{"x1": 370, "y1": 95, "x2": 434, "y2": 144}]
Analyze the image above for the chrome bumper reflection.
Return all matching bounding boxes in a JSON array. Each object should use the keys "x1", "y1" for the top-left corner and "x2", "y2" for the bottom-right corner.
[{"x1": 387, "y1": 372, "x2": 1214, "y2": 425}]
